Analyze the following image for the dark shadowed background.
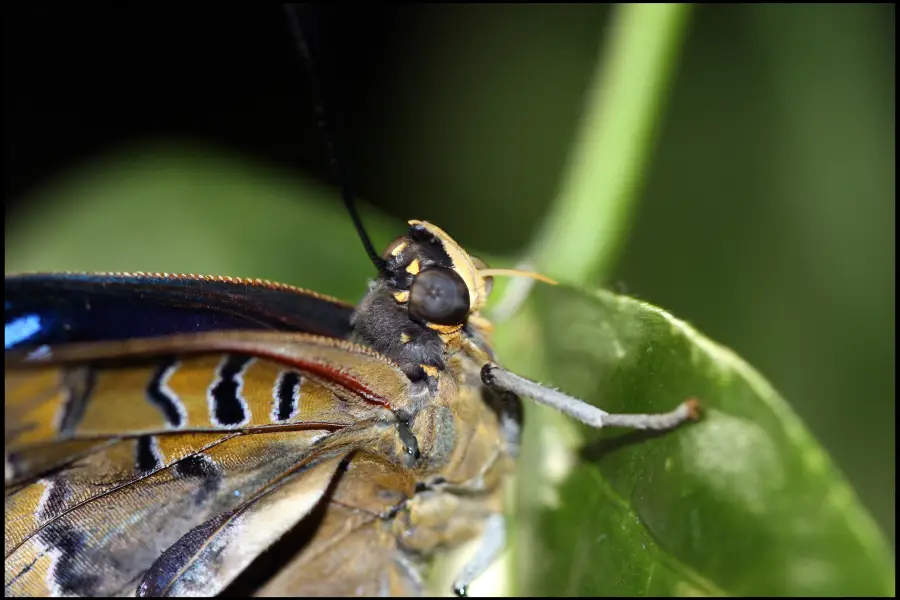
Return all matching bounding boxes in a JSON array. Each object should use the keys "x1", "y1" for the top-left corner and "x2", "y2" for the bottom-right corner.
[{"x1": 4, "y1": 2, "x2": 894, "y2": 554}]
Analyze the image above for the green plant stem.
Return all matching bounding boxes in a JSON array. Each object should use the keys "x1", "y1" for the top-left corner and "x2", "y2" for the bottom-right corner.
[{"x1": 529, "y1": 3, "x2": 693, "y2": 286}]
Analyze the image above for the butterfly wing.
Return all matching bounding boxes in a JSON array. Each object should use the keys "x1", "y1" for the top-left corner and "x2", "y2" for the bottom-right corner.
[
  {"x1": 6, "y1": 327, "x2": 417, "y2": 596},
  {"x1": 253, "y1": 451, "x2": 424, "y2": 597},
  {"x1": 136, "y1": 450, "x2": 421, "y2": 597},
  {"x1": 5, "y1": 429, "x2": 339, "y2": 597},
  {"x1": 5, "y1": 273, "x2": 355, "y2": 351},
  {"x1": 5, "y1": 274, "x2": 424, "y2": 597},
  {"x1": 5, "y1": 331, "x2": 411, "y2": 479}
]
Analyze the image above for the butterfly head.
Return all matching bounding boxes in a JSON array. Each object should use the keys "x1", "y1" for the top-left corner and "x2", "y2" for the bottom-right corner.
[
  {"x1": 350, "y1": 220, "x2": 496, "y2": 387},
  {"x1": 380, "y1": 220, "x2": 491, "y2": 335},
  {"x1": 354, "y1": 219, "x2": 554, "y2": 387}
]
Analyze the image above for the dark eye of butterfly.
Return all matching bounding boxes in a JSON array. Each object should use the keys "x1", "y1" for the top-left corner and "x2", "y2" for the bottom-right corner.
[{"x1": 408, "y1": 268, "x2": 471, "y2": 326}]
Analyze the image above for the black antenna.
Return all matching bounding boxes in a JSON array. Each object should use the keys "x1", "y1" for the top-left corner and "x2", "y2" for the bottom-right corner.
[{"x1": 283, "y1": 4, "x2": 387, "y2": 274}]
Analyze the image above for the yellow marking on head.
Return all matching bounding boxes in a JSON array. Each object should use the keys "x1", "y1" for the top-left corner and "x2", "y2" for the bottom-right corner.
[
  {"x1": 408, "y1": 220, "x2": 487, "y2": 312},
  {"x1": 394, "y1": 290, "x2": 409, "y2": 303},
  {"x1": 391, "y1": 241, "x2": 407, "y2": 256},
  {"x1": 400, "y1": 332, "x2": 411, "y2": 344},
  {"x1": 427, "y1": 322, "x2": 463, "y2": 336},
  {"x1": 406, "y1": 259, "x2": 421, "y2": 275},
  {"x1": 421, "y1": 364, "x2": 439, "y2": 378}
]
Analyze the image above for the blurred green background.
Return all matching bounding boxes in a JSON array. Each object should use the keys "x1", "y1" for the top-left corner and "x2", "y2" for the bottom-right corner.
[{"x1": 5, "y1": 2, "x2": 894, "y2": 553}]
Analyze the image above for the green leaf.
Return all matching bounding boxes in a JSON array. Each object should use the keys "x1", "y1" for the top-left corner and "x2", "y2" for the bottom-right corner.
[{"x1": 494, "y1": 283, "x2": 895, "y2": 597}]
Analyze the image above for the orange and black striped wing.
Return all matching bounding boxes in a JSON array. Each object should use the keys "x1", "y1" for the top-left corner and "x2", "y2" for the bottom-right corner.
[
  {"x1": 5, "y1": 332, "x2": 413, "y2": 475},
  {"x1": 5, "y1": 273, "x2": 418, "y2": 596},
  {"x1": 5, "y1": 332, "x2": 417, "y2": 596}
]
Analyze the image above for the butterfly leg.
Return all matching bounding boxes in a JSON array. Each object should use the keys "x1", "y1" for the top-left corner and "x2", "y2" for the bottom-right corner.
[
  {"x1": 481, "y1": 364, "x2": 700, "y2": 431},
  {"x1": 391, "y1": 489, "x2": 506, "y2": 596},
  {"x1": 450, "y1": 513, "x2": 506, "y2": 597}
]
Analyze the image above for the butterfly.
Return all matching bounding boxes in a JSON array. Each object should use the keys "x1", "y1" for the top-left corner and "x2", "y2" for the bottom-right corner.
[
  {"x1": 4, "y1": 7, "x2": 700, "y2": 598},
  {"x1": 4, "y1": 222, "x2": 698, "y2": 597}
]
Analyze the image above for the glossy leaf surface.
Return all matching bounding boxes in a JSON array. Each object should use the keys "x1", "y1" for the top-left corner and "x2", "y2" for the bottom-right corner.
[{"x1": 494, "y1": 283, "x2": 895, "y2": 596}]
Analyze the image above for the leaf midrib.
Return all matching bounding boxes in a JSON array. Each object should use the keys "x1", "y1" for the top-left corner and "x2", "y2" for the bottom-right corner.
[{"x1": 584, "y1": 467, "x2": 729, "y2": 597}]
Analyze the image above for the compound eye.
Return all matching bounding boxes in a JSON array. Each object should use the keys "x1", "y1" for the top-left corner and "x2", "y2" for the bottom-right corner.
[
  {"x1": 408, "y1": 268, "x2": 471, "y2": 326},
  {"x1": 382, "y1": 236, "x2": 407, "y2": 260}
]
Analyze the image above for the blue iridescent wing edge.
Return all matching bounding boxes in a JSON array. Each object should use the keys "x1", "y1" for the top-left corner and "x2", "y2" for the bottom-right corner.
[{"x1": 5, "y1": 273, "x2": 356, "y2": 351}]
